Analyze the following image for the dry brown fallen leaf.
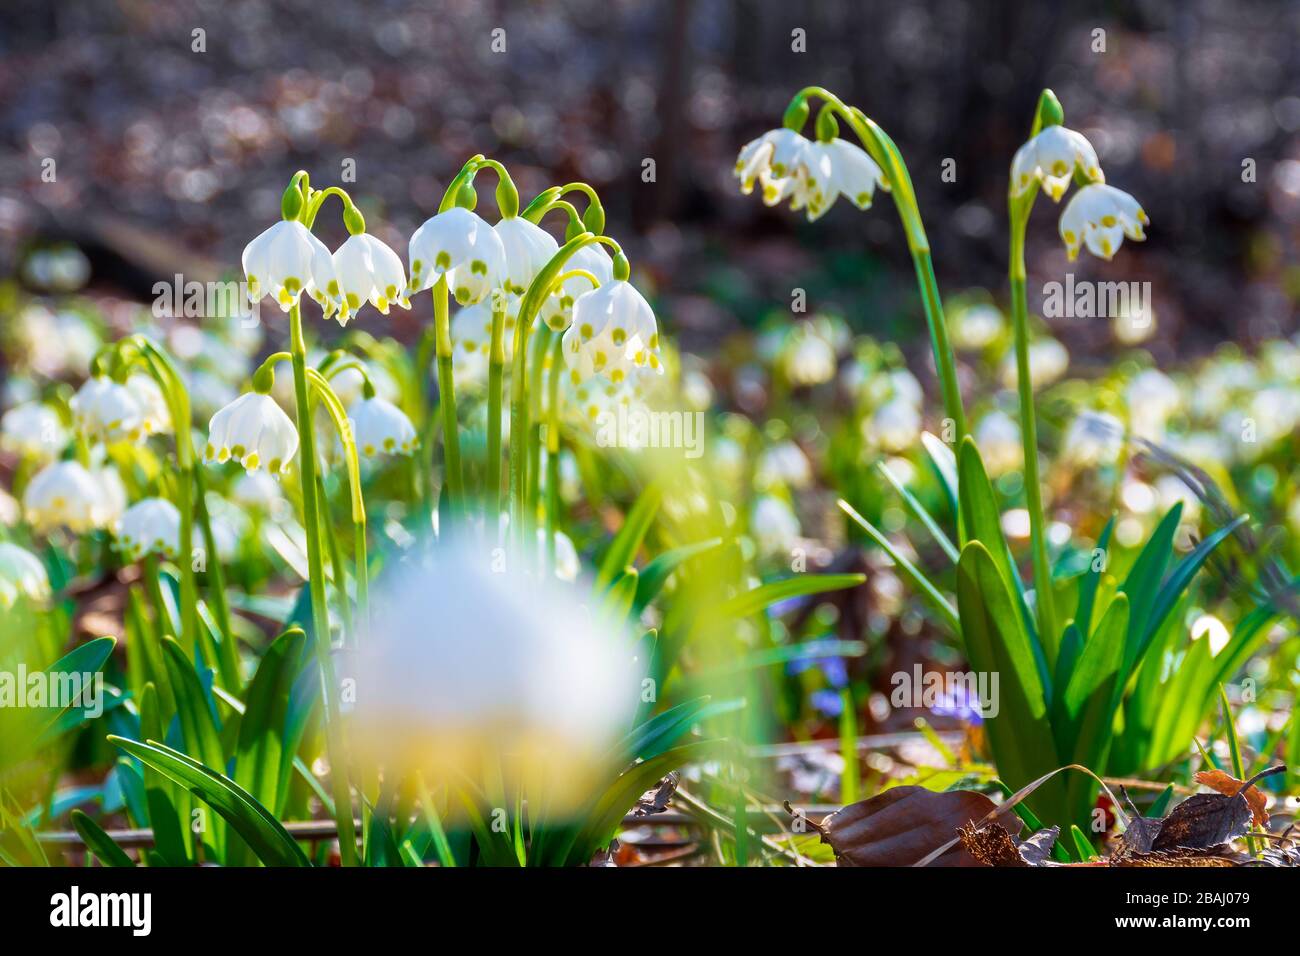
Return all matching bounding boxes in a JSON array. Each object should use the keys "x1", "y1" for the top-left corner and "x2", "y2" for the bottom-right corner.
[
  {"x1": 1193, "y1": 769, "x2": 1269, "y2": 828},
  {"x1": 958, "y1": 822, "x2": 1060, "y2": 867},
  {"x1": 812, "y1": 786, "x2": 1021, "y2": 867}
]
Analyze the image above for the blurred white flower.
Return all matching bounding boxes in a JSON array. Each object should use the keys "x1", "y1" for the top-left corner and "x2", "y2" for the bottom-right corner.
[
  {"x1": 114, "y1": 497, "x2": 181, "y2": 562},
  {"x1": 204, "y1": 392, "x2": 298, "y2": 475},
  {"x1": 757, "y1": 440, "x2": 813, "y2": 490},
  {"x1": 348, "y1": 395, "x2": 417, "y2": 458},
  {"x1": 1000, "y1": 338, "x2": 1069, "y2": 390},
  {"x1": 71, "y1": 376, "x2": 145, "y2": 444},
  {"x1": 871, "y1": 397, "x2": 922, "y2": 453},
  {"x1": 354, "y1": 543, "x2": 642, "y2": 815},
  {"x1": 232, "y1": 470, "x2": 285, "y2": 512},
  {"x1": 1010, "y1": 125, "x2": 1103, "y2": 201},
  {"x1": 242, "y1": 219, "x2": 338, "y2": 313},
  {"x1": 1125, "y1": 369, "x2": 1180, "y2": 439},
  {"x1": 0, "y1": 542, "x2": 51, "y2": 608},
  {"x1": 975, "y1": 410, "x2": 1023, "y2": 476},
  {"x1": 1154, "y1": 474, "x2": 1201, "y2": 522},
  {"x1": 23, "y1": 460, "x2": 111, "y2": 533},
  {"x1": 408, "y1": 207, "x2": 506, "y2": 305},
  {"x1": 494, "y1": 216, "x2": 559, "y2": 296},
  {"x1": 1062, "y1": 411, "x2": 1124, "y2": 468},
  {"x1": 331, "y1": 233, "x2": 410, "y2": 325},
  {"x1": 562, "y1": 279, "x2": 663, "y2": 382},
  {"x1": 952, "y1": 303, "x2": 1004, "y2": 351},
  {"x1": 781, "y1": 327, "x2": 837, "y2": 386},
  {"x1": 1059, "y1": 183, "x2": 1148, "y2": 261},
  {"x1": 751, "y1": 494, "x2": 801, "y2": 557},
  {"x1": 126, "y1": 373, "x2": 172, "y2": 436},
  {"x1": 1, "y1": 403, "x2": 68, "y2": 461},
  {"x1": 1190, "y1": 614, "x2": 1230, "y2": 657}
]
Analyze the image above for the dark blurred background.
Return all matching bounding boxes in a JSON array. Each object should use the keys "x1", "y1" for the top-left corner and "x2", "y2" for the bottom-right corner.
[{"x1": 2, "y1": 0, "x2": 1298, "y2": 373}]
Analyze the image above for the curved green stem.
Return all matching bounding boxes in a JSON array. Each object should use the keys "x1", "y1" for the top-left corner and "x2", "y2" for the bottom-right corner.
[
  {"x1": 1009, "y1": 205, "x2": 1059, "y2": 655},
  {"x1": 487, "y1": 300, "x2": 507, "y2": 532},
  {"x1": 787, "y1": 88, "x2": 966, "y2": 442},
  {"x1": 287, "y1": 302, "x2": 358, "y2": 866},
  {"x1": 305, "y1": 367, "x2": 370, "y2": 640},
  {"x1": 544, "y1": 334, "x2": 564, "y2": 574},
  {"x1": 508, "y1": 232, "x2": 620, "y2": 552},
  {"x1": 431, "y1": 275, "x2": 463, "y2": 522}
]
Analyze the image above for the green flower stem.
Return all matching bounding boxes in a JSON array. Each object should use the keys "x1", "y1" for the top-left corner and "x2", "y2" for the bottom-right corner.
[
  {"x1": 525, "y1": 325, "x2": 553, "y2": 533},
  {"x1": 432, "y1": 275, "x2": 464, "y2": 520},
  {"x1": 790, "y1": 87, "x2": 966, "y2": 442},
  {"x1": 124, "y1": 337, "x2": 202, "y2": 660},
  {"x1": 1009, "y1": 205, "x2": 1059, "y2": 654},
  {"x1": 544, "y1": 334, "x2": 564, "y2": 573},
  {"x1": 316, "y1": 474, "x2": 355, "y2": 646},
  {"x1": 487, "y1": 299, "x2": 507, "y2": 530},
  {"x1": 288, "y1": 302, "x2": 358, "y2": 867},
  {"x1": 192, "y1": 463, "x2": 239, "y2": 689},
  {"x1": 305, "y1": 367, "x2": 370, "y2": 640},
  {"x1": 508, "y1": 233, "x2": 620, "y2": 553}
]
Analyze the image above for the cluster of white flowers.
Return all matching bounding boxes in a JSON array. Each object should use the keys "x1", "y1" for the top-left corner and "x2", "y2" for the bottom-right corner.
[
  {"x1": 1010, "y1": 124, "x2": 1148, "y2": 261},
  {"x1": 735, "y1": 128, "x2": 888, "y2": 221}
]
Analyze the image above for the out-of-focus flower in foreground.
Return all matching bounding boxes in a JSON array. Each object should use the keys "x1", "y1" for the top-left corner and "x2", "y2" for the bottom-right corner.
[{"x1": 354, "y1": 543, "x2": 642, "y2": 816}]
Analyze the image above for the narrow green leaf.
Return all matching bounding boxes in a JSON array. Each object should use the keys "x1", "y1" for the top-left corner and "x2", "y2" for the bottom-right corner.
[
  {"x1": 1075, "y1": 515, "x2": 1115, "y2": 639},
  {"x1": 877, "y1": 461, "x2": 958, "y2": 564},
  {"x1": 632, "y1": 537, "x2": 726, "y2": 612},
  {"x1": 596, "y1": 483, "x2": 661, "y2": 591},
  {"x1": 839, "y1": 499, "x2": 957, "y2": 632},
  {"x1": 70, "y1": 809, "x2": 134, "y2": 867},
  {"x1": 108, "y1": 736, "x2": 309, "y2": 867}
]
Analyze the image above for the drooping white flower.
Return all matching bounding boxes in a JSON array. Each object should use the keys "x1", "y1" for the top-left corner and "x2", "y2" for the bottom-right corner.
[
  {"x1": 0, "y1": 542, "x2": 51, "y2": 609},
  {"x1": 791, "y1": 138, "x2": 887, "y2": 221},
  {"x1": 408, "y1": 207, "x2": 506, "y2": 305},
  {"x1": 242, "y1": 219, "x2": 339, "y2": 313},
  {"x1": 1010, "y1": 125, "x2": 1104, "y2": 201},
  {"x1": 1059, "y1": 183, "x2": 1148, "y2": 261},
  {"x1": 495, "y1": 217, "x2": 559, "y2": 296},
  {"x1": 126, "y1": 373, "x2": 171, "y2": 435},
  {"x1": 70, "y1": 375, "x2": 145, "y2": 444},
  {"x1": 114, "y1": 497, "x2": 182, "y2": 562},
  {"x1": 204, "y1": 392, "x2": 298, "y2": 474},
  {"x1": 540, "y1": 243, "x2": 612, "y2": 331},
  {"x1": 735, "y1": 128, "x2": 815, "y2": 204},
  {"x1": 22, "y1": 460, "x2": 110, "y2": 533},
  {"x1": 1, "y1": 403, "x2": 68, "y2": 460},
  {"x1": 974, "y1": 410, "x2": 1023, "y2": 477},
  {"x1": 562, "y1": 279, "x2": 663, "y2": 383},
  {"x1": 331, "y1": 233, "x2": 411, "y2": 325},
  {"x1": 348, "y1": 395, "x2": 418, "y2": 458}
]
